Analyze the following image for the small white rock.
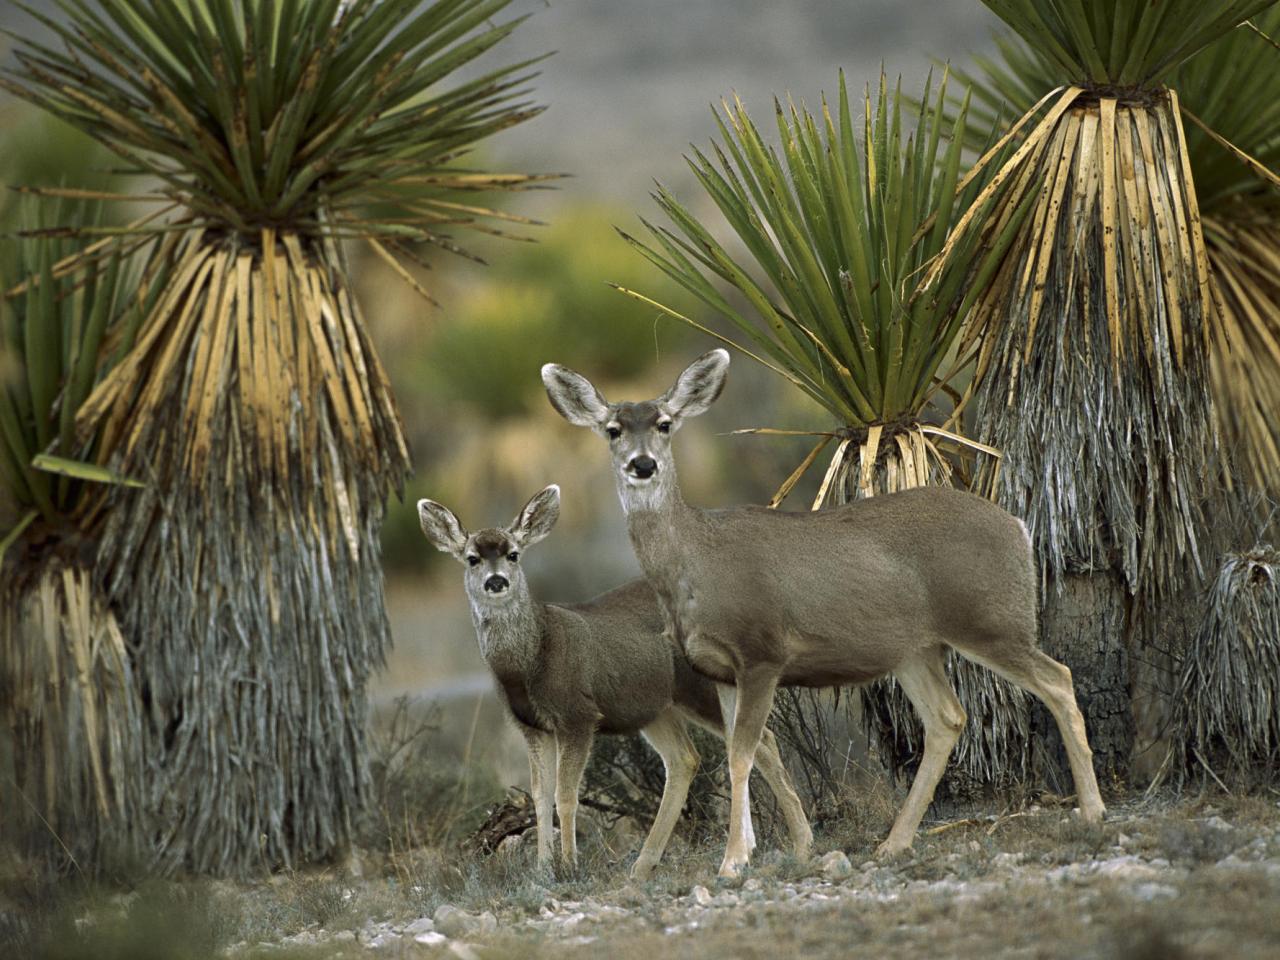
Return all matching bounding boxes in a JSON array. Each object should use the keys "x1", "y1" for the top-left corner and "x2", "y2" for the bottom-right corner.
[
  {"x1": 690, "y1": 885, "x2": 713, "y2": 906},
  {"x1": 433, "y1": 905, "x2": 496, "y2": 938},
  {"x1": 415, "y1": 931, "x2": 448, "y2": 946},
  {"x1": 1131, "y1": 883, "x2": 1178, "y2": 902},
  {"x1": 818, "y1": 850, "x2": 852, "y2": 880}
]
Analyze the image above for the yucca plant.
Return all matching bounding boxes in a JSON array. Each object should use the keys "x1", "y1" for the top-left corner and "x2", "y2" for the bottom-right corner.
[
  {"x1": 619, "y1": 71, "x2": 1002, "y2": 498},
  {"x1": 1170, "y1": 548, "x2": 1280, "y2": 785},
  {"x1": 616, "y1": 72, "x2": 1035, "y2": 799},
  {"x1": 915, "y1": 0, "x2": 1279, "y2": 786},
  {"x1": 0, "y1": 204, "x2": 150, "y2": 869},
  {"x1": 2, "y1": 0, "x2": 548, "y2": 875},
  {"x1": 948, "y1": 12, "x2": 1280, "y2": 495},
  {"x1": 879, "y1": 10, "x2": 1280, "y2": 795}
]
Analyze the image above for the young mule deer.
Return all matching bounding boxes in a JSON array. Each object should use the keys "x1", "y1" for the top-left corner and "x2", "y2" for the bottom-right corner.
[
  {"x1": 542, "y1": 350, "x2": 1106, "y2": 878},
  {"x1": 417, "y1": 484, "x2": 811, "y2": 878}
]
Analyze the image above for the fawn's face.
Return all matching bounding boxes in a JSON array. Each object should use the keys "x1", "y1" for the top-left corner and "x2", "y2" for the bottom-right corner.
[
  {"x1": 459, "y1": 528, "x2": 525, "y2": 604},
  {"x1": 417, "y1": 485, "x2": 560, "y2": 609},
  {"x1": 541, "y1": 350, "x2": 730, "y2": 510}
]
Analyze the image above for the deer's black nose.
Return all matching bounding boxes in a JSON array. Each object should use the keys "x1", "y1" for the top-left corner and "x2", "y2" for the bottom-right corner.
[
  {"x1": 484, "y1": 574, "x2": 509, "y2": 594},
  {"x1": 630, "y1": 455, "x2": 657, "y2": 479}
]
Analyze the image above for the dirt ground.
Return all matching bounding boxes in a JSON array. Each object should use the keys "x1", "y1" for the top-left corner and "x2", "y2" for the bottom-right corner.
[{"x1": 13, "y1": 790, "x2": 1279, "y2": 960}]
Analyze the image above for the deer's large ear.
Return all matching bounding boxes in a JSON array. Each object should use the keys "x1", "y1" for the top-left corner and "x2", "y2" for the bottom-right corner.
[
  {"x1": 661, "y1": 349, "x2": 730, "y2": 420},
  {"x1": 417, "y1": 499, "x2": 468, "y2": 558},
  {"x1": 541, "y1": 363, "x2": 609, "y2": 429},
  {"x1": 510, "y1": 484, "x2": 560, "y2": 548}
]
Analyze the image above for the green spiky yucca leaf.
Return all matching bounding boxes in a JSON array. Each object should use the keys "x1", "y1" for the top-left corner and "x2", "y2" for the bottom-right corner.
[
  {"x1": 947, "y1": 13, "x2": 1280, "y2": 211},
  {"x1": 0, "y1": 205, "x2": 144, "y2": 560},
  {"x1": 618, "y1": 71, "x2": 1006, "y2": 503},
  {"x1": 982, "y1": 0, "x2": 1278, "y2": 86},
  {"x1": 2, "y1": 0, "x2": 552, "y2": 253}
]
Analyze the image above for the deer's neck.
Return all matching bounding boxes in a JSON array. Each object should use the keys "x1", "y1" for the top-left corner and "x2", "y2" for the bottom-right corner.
[
  {"x1": 469, "y1": 588, "x2": 543, "y2": 678},
  {"x1": 622, "y1": 475, "x2": 699, "y2": 600}
]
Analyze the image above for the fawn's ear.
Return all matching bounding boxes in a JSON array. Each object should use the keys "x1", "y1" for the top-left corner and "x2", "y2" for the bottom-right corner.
[
  {"x1": 510, "y1": 484, "x2": 560, "y2": 549},
  {"x1": 417, "y1": 499, "x2": 468, "y2": 558},
  {"x1": 661, "y1": 349, "x2": 730, "y2": 420},
  {"x1": 542, "y1": 363, "x2": 610, "y2": 429}
]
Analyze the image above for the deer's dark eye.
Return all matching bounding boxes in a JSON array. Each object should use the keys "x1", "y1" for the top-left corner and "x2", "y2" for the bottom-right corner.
[
  {"x1": 606, "y1": 425, "x2": 621, "y2": 440},
  {"x1": 467, "y1": 555, "x2": 481, "y2": 567},
  {"x1": 656, "y1": 421, "x2": 671, "y2": 434},
  {"x1": 507, "y1": 552, "x2": 519, "y2": 563}
]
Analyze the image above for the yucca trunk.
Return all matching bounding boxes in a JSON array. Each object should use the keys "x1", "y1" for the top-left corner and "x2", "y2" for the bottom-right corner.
[
  {"x1": 955, "y1": 89, "x2": 1213, "y2": 787},
  {"x1": 78, "y1": 227, "x2": 408, "y2": 873}
]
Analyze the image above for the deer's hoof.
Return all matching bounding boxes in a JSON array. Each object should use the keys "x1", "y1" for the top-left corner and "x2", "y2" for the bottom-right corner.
[
  {"x1": 1075, "y1": 802, "x2": 1106, "y2": 824},
  {"x1": 631, "y1": 857, "x2": 657, "y2": 880},
  {"x1": 717, "y1": 853, "x2": 749, "y2": 879},
  {"x1": 793, "y1": 827, "x2": 814, "y2": 861},
  {"x1": 874, "y1": 837, "x2": 911, "y2": 859}
]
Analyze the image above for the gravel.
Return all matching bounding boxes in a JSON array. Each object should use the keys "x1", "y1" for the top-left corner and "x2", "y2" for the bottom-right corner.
[{"x1": 221, "y1": 804, "x2": 1280, "y2": 957}]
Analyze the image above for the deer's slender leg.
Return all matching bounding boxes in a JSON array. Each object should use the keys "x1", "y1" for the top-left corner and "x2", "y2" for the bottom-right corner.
[
  {"x1": 716, "y1": 684, "x2": 756, "y2": 853},
  {"x1": 968, "y1": 647, "x2": 1106, "y2": 822},
  {"x1": 719, "y1": 668, "x2": 779, "y2": 878},
  {"x1": 521, "y1": 726, "x2": 556, "y2": 868},
  {"x1": 555, "y1": 728, "x2": 594, "y2": 870},
  {"x1": 685, "y1": 709, "x2": 812, "y2": 861},
  {"x1": 878, "y1": 648, "x2": 966, "y2": 857},
  {"x1": 632, "y1": 709, "x2": 700, "y2": 879},
  {"x1": 752, "y1": 727, "x2": 813, "y2": 860}
]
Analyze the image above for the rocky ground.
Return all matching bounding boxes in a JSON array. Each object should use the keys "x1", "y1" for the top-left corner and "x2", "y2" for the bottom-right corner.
[{"x1": 194, "y1": 794, "x2": 1280, "y2": 960}]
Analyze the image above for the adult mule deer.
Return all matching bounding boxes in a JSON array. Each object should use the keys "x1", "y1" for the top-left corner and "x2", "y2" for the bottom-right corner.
[
  {"x1": 542, "y1": 350, "x2": 1106, "y2": 878},
  {"x1": 417, "y1": 483, "x2": 811, "y2": 878}
]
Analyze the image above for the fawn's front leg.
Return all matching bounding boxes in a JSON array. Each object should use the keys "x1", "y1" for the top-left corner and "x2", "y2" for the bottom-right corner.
[
  {"x1": 522, "y1": 727, "x2": 556, "y2": 868},
  {"x1": 555, "y1": 728, "x2": 594, "y2": 871}
]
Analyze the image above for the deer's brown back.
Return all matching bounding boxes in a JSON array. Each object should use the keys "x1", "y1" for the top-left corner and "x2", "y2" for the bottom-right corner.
[{"x1": 640, "y1": 486, "x2": 1037, "y2": 683}]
